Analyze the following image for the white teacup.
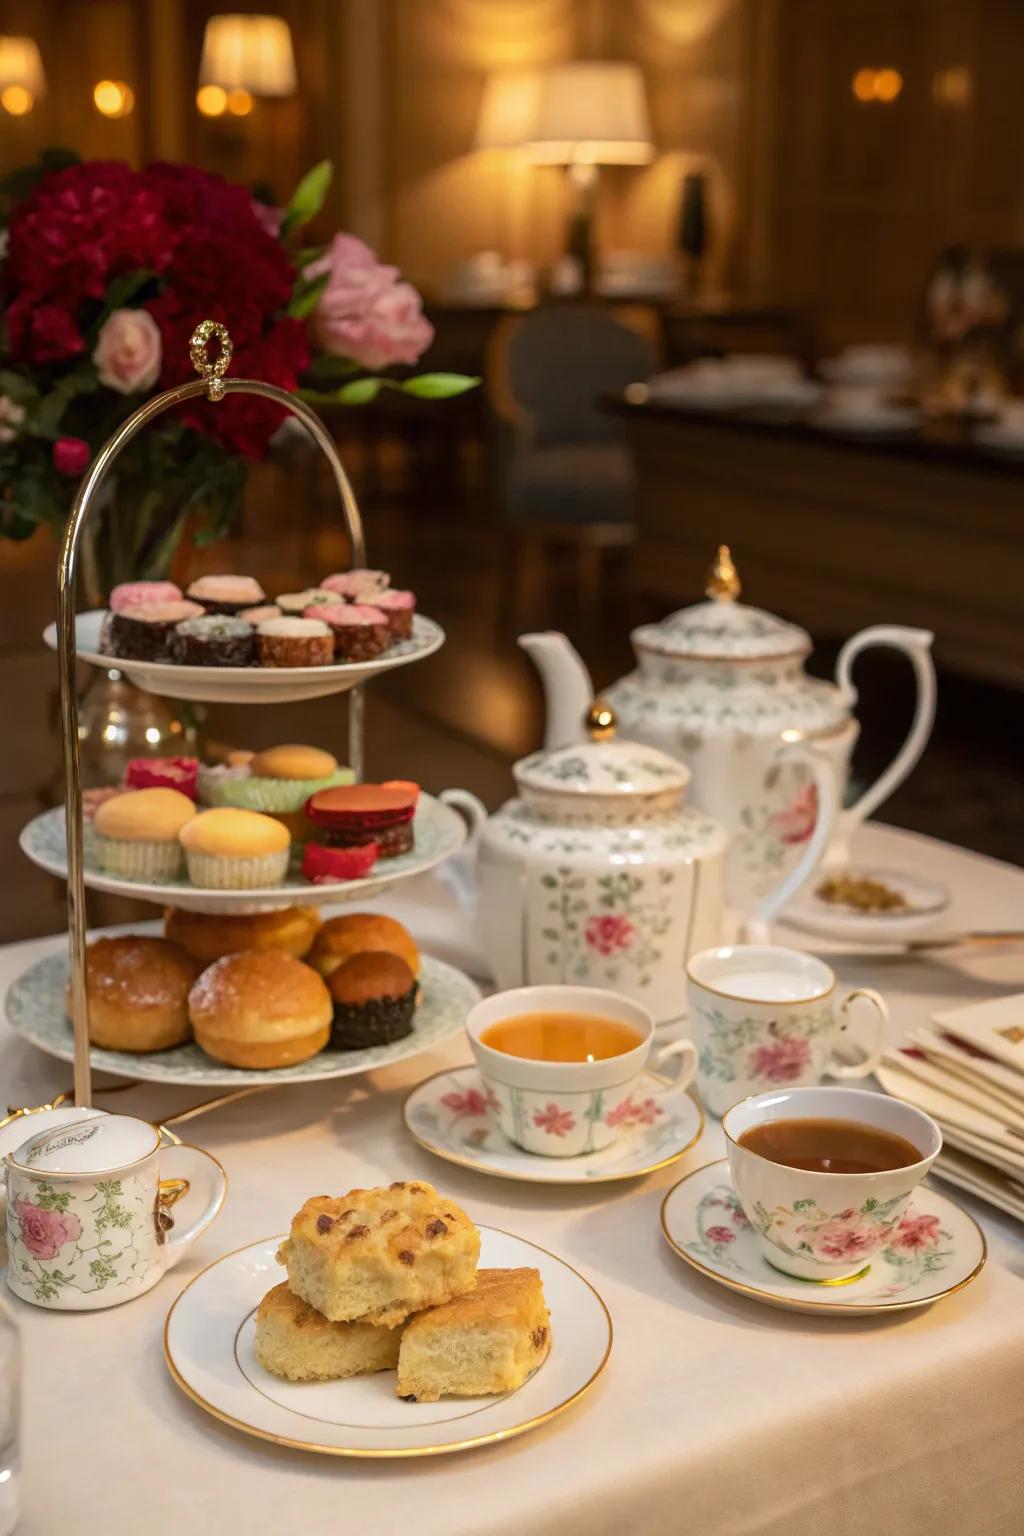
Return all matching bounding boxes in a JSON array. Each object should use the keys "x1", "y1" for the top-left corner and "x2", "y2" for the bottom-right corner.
[
  {"x1": 686, "y1": 945, "x2": 889, "y2": 1117},
  {"x1": 466, "y1": 985, "x2": 698, "y2": 1158},
  {"x1": 724, "y1": 1086, "x2": 941, "y2": 1281},
  {"x1": 4, "y1": 1113, "x2": 226, "y2": 1310}
]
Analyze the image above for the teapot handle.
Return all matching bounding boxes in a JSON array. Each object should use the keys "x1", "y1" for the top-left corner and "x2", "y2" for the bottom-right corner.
[
  {"x1": 439, "y1": 788, "x2": 488, "y2": 918},
  {"x1": 751, "y1": 742, "x2": 838, "y2": 936},
  {"x1": 832, "y1": 626, "x2": 936, "y2": 863}
]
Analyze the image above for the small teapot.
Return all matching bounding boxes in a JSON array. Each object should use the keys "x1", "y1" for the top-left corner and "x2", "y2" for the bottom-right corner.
[
  {"x1": 522, "y1": 548, "x2": 936, "y2": 913},
  {"x1": 444, "y1": 694, "x2": 833, "y2": 1025}
]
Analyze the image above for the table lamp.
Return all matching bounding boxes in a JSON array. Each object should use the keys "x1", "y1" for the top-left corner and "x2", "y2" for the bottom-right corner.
[
  {"x1": 0, "y1": 35, "x2": 46, "y2": 116},
  {"x1": 199, "y1": 14, "x2": 297, "y2": 98},
  {"x1": 523, "y1": 61, "x2": 654, "y2": 289}
]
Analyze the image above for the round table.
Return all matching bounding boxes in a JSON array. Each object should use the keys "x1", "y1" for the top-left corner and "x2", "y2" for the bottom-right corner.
[{"x1": 4, "y1": 822, "x2": 1024, "y2": 1536}]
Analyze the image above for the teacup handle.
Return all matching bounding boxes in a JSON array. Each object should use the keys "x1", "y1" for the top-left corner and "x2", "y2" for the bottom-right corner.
[
  {"x1": 650, "y1": 1039, "x2": 699, "y2": 1096},
  {"x1": 156, "y1": 1143, "x2": 227, "y2": 1273},
  {"x1": 827, "y1": 988, "x2": 889, "y2": 1079}
]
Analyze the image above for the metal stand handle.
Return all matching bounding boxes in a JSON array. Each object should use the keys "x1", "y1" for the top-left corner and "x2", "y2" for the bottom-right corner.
[{"x1": 58, "y1": 322, "x2": 369, "y2": 1106}]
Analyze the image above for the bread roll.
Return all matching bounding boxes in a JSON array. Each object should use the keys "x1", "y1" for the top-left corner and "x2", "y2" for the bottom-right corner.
[
  {"x1": 69, "y1": 935, "x2": 200, "y2": 1052},
  {"x1": 308, "y1": 912, "x2": 420, "y2": 978},
  {"x1": 164, "y1": 905, "x2": 320, "y2": 964},
  {"x1": 188, "y1": 950, "x2": 331, "y2": 1068}
]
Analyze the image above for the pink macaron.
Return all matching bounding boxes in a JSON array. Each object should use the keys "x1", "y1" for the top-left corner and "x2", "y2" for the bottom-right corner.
[{"x1": 108, "y1": 581, "x2": 183, "y2": 612}]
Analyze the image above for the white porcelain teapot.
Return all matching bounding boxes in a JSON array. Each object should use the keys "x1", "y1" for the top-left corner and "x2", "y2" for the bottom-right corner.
[
  {"x1": 444, "y1": 694, "x2": 834, "y2": 1025},
  {"x1": 521, "y1": 548, "x2": 936, "y2": 913}
]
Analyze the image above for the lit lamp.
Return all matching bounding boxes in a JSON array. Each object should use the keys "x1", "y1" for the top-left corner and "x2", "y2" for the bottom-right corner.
[
  {"x1": 474, "y1": 67, "x2": 542, "y2": 152},
  {"x1": 523, "y1": 61, "x2": 653, "y2": 288},
  {"x1": 198, "y1": 13, "x2": 297, "y2": 117},
  {"x1": 0, "y1": 35, "x2": 46, "y2": 117}
]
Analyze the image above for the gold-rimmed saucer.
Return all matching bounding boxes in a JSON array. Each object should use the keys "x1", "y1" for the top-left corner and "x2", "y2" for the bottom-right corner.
[
  {"x1": 660, "y1": 1159, "x2": 986, "y2": 1317},
  {"x1": 403, "y1": 1065, "x2": 703, "y2": 1185},
  {"x1": 164, "y1": 1225, "x2": 612, "y2": 1457}
]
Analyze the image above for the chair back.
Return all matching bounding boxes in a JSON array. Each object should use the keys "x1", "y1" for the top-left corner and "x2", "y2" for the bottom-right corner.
[{"x1": 504, "y1": 305, "x2": 655, "y2": 447}]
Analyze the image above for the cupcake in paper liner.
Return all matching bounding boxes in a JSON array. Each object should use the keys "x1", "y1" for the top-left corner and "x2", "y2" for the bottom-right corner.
[
  {"x1": 93, "y1": 788, "x2": 196, "y2": 882},
  {"x1": 213, "y1": 744, "x2": 353, "y2": 814},
  {"x1": 180, "y1": 808, "x2": 291, "y2": 890}
]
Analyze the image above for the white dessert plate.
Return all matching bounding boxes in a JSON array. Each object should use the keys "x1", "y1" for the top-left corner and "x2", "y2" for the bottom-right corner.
[
  {"x1": 164, "y1": 1225, "x2": 611, "y2": 1457},
  {"x1": 19, "y1": 793, "x2": 466, "y2": 914},
  {"x1": 4, "y1": 949, "x2": 480, "y2": 1087},
  {"x1": 43, "y1": 610, "x2": 445, "y2": 704},
  {"x1": 404, "y1": 1065, "x2": 703, "y2": 1184},
  {"x1": 783, "y1": 865, "x2": 950, "y2": 943},
  {"x1": 660, "y1": 1159, "x2": 985, "y2": 1316}
]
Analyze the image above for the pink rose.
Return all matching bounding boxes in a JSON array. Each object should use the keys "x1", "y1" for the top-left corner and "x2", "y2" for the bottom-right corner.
[
  {"x1": 93, "y1": 308, "x2": 162, "y2": 394},
  {"x1": 14, "y1": 1198, "x2": 82, "y2": 1260},
  {"x1": 584, "y1": 913, "x2": 636, "y2": 958},
  {"x1": 802, "y1": 1209, "x2": 890, "y2": 1262},
  {"x1": 747, "y1": 1034, "x2": 812, "y2": 1084},
  {"x1": 53, "y1": 436, "x2": 91, "y2": 476},
  {"x1": 889, "y1": 1211, "x2": 941, "y2": 1251},
  {"x1": 705, "y1": 1225, "x2": 735, "y2": 1244},
  {"x1": 252, "y1": 200, "x2": 282, "y2": 239},
  {"x1": 305, "y1": 234, "x2": 434, "y2": 370},
  {"x1": 770, "y1": 782, "x2": 819, "y2": 845}
]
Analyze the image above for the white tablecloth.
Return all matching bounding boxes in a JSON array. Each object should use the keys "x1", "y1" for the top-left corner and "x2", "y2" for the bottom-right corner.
[{"x1": 4, "y1": 824, "x2": 1024, "y2": 1536}]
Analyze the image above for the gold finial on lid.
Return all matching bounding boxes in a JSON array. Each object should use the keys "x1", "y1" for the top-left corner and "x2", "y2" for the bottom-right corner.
[
  {"x1": 706, "y1": 544, "x2": 741, "y2": 602},
  {"x1": 585, "y1": 698, "x2": 617, "y2": 742},
  {"x1": 190, "y1": 319, "x2": 233, "y2": 402}
]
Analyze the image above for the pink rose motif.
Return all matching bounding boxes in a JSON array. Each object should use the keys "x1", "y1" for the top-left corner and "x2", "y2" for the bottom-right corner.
[
  {"x1": 440, "y1": 1087, "x2": 498, "y2": 1116},
  {"x1": 771, "y1": 782, "x2": 819, "y2": 845},
  {"x1": 747, "y1": 1034, "x2": 812, "y2": 1084},
  {"x1": 52, "y1": 436, "x2": 91, "y2": 476},
  {"x1": 705, "y1": 1225, "x2": 735, "y2": 1244},
  {"x1": 14, "y1": 1199, "x2": 82, "y2": 1260},
  {"x1": 731, "y1": 1204, "x2": 751, "y2": 1228},
  {"x1": 532, "y1": 1103, "x2": 576, "y2": 1138},
  {"x1": 304, "y1": 234, "x2": 434, "y2": 370},
  {"x1": 801, "y1": 1209, "x2": 888, "y2": 1262},
  {"x1": 93, "y1": 307, "x2": 162, "y2": 394},
  {"x1": 889, "y1": 1211, "x2": 941, "y2": 1251},
  {"x1": 606, "y1": 1095, "x2": 663, "y2": 1129},
  {"x1": 252, "y1": 199, "x2": 282, "y2": 239},
  {"x1": 584, "y1": 913, "x2": 636, "y2": 958}
]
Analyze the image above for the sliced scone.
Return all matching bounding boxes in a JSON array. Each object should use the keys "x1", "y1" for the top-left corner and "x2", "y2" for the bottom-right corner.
[
  {"x1": 254, "y1": 1282, "x2": 403, "y2": 1382},
  {"x1": 276, "y1": 1180, "x2": 480, "y2": 1326},
  {"x1": 396, "y1": 1267, "x2": 551, "y2": 1403}
]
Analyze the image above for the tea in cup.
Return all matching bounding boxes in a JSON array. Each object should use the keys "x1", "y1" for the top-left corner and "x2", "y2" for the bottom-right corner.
[
  {"x1": 686, "y1": 944, "x2": 889, "y2": 1117},
  {"x1": 724, "y1": 1085, "x2": 941, "y2": 1280},
  {"x1": 4, "y1": 1113, "x2": 226, "y2": 1310},
  {"x1": 466, "y1": 985, "x2": 698, "y2": 1157}
]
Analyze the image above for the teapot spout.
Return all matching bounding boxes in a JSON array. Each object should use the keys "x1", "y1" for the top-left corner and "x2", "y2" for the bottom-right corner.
[{"x1": 518, "y1": 631, "x2": 595, "y2": 749}]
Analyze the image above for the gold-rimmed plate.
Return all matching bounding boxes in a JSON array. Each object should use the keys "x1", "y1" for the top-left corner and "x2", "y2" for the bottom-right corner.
[
  {"x1": 404, "y1": 1066, "x2": 703, "y2": 1185},
  {"x1": 660, "y1": 1159, "x2": 986, "y2": 1317},
  {"x1": 164, "y1": 1225, "x2": 612, "y2": 1456}
]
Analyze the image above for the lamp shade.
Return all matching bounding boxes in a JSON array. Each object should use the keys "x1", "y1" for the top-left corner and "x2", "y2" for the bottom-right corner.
[
  {"x1": 474, "y1": 68, "x2": 542, "y2": 150},
  {"x1": 0, "y1": 35, "x2": 46, "y2": 98},
  {"x1": 524, "y1": 62, "x2": 653, "y2": 165},
  {"x1": 199, "y1": 14, "x2": 297, "y2": 97}
]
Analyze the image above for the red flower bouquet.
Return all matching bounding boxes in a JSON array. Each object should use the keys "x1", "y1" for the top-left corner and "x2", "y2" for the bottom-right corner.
[{"x1": 0, "y1": 152, "x2": 474, "y2": 592}]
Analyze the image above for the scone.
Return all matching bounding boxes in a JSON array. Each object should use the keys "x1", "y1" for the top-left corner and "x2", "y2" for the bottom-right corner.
[
  {"x1": 254, "y1": 1282, "x2": 402, "y2": 1382},
  {"x1": 69, "y1": 935, "x2": 200, "y2": 1052},
  {"x1": 188, "y1": 950, "x2": 332, "y2": 1068},
  {"x1": 277, "y1": 1181, "x2": 479, "y2": 1326},
  {"x1": 165, "y1": 904, "x2": 321, "y2": 963},
  {"x1": 396, "y1": 1268, "x2": 551, "y2": 1403}
]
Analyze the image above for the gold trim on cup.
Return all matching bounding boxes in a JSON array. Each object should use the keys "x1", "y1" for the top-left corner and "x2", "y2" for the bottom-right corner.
[
  {"x1": 401, "y1": 1068, "x2": 705, "y2": 1185},
  {"x1": 659, "y1": 1159, "x2": 987, "y2": 1315},
  {"x1": 5, "y1": 1115, "x2": 161, "y2": 1177},
  {"x1": 163, "y1": 1227, "x2": 613, "y2": 1458},
  {"x1": 719, "y1": 1088, "x2": 939, "y2": 1176},
  {"x1": 685, "y1": 955, "x2": 835, "y2": 1006}
]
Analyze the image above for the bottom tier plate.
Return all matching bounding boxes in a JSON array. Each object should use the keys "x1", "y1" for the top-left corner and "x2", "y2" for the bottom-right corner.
[{"x1": 4, "y1": 949, "x2": 480, "y2": 1087}]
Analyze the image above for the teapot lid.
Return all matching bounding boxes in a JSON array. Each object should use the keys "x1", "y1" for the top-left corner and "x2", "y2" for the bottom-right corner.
[
  {"x1": 514, "y1": 701, "x2": 689, "y2": 802},
  {"x1": 633, "y1": 546, "x2": 811, "y2": 661}
]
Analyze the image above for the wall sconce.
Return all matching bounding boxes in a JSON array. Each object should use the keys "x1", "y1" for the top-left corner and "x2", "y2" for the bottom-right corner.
[
  {"x1": 198, "y1": 14, "x2": 297, "y2": 105},
  {"x1": 93, "y1": 79, "x2": 135, "y2": 118},
  {"x1": 0, "y1": 35, "x2": 46, "y2": 116},
  {"x1": 852, "y1": 67, "x2": 903, "y2": 104}
]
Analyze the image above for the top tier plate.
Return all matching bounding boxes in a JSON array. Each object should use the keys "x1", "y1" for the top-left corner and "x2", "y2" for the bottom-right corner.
[{"x1": 43, "y1": 610, "x2": 445, "y2": 704}]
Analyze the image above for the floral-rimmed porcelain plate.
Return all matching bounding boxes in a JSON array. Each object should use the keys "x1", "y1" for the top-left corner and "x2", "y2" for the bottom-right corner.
[
  {"x1": 403, "y1": 1065, "x2": 703, "y2": 1184},
  {"x1": 660, "y1": 1159, "x2": 986, "y2": 1316},
  {"x1": 164, "y1": 1225, "x2": 612, "y2": 1457},
  {"x1": 43, "y1": 610, "x2": 445, "y2": 705},
  {"x1": 784, "y1": 865, "x2": 951, "y2": 945},
  {"x1": 19, "y1": 793, "x2": 465, "y2": 914},
  {"x1": 4, "y1": 949, "x2": 481, "y2": 1087}
]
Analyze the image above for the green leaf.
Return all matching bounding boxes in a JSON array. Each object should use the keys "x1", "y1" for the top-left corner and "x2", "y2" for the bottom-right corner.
[
  {"x1": 280, "y1": 159, "x2": 333, "y2": 237},
  {"x1": 85, "y1": 269, "x2": 157, "y2": 341},
  {"x1": 27, "y1": 371, "x2": 99, "y2": 440},
  {"x1": 286, "y1": 269, "x2": 329, "y2": 319},
  {"x1": 399, "y1": 372, "x2": 480, "y2": 400}
]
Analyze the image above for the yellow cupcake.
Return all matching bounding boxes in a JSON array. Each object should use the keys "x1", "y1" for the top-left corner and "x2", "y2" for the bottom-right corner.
[
  {"x1": 180, "y1": 807, "x2": 291, "y2": 890},
  {"x1": 93, "y1": 788, "x2": 196, "y2": 882}
]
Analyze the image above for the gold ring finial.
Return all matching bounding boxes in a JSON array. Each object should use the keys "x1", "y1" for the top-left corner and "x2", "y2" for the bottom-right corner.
[
  {"x1": 189, "y1": 320, "x2": 233, "y2": 401},
  {"x1": 706, "y1": 544, "x2": 740, "y2": 602},
  {"x1": 585, "y1": 698, "x2": 617, "y2": 741}
]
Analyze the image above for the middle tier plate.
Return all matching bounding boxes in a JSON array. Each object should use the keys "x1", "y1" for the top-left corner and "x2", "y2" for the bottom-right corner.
[{"x1": 19, "y1": 794, "x2": 467, "y2": 914}]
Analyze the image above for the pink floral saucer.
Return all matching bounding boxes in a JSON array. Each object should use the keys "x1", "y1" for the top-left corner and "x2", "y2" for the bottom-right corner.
[
  {"x1": 403, "y1": 1066, "x2": 703, "y2": 1184},
  {"x1": 660, "y1": 1159, "x2": 986, "y2": 1315}
]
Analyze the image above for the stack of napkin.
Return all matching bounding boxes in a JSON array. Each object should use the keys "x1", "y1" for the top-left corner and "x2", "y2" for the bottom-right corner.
[{"x1": 878, "y1": 996, "x2": 1024, "y2": 1221}]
